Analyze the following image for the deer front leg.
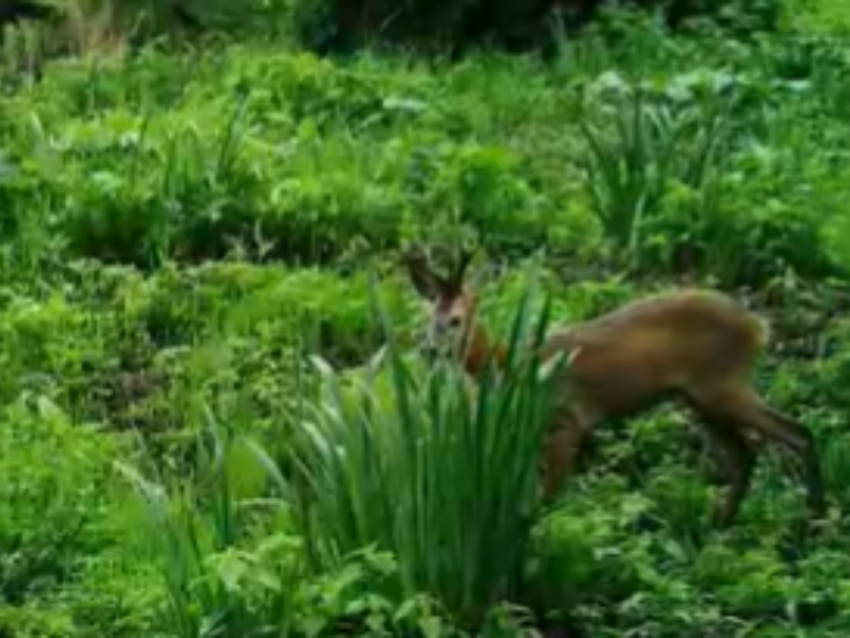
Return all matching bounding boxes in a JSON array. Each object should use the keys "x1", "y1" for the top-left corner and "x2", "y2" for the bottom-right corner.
[
  {"x1": 539, "y1": 409, "x2": 594, "y2": 502},
  {"x1": 704, "y1": 419, "x2": 757, "y2": 528}
]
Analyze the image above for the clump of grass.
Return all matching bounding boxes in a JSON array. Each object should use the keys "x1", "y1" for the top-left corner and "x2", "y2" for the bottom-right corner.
[
  {"x1": 116, "y1": 404, "x2": 302, "y2": 638},
  {"x1": 579, "y1": 72, "x2": 732, "y2": 273},
  {"x1": 288, "y1": 275, "x2": 567, "y2": 629}
]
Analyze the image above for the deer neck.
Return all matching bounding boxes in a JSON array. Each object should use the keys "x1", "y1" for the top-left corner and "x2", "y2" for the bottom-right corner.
[{"x1": 462, "y1": 323, "x2": 507, "y2": 377}]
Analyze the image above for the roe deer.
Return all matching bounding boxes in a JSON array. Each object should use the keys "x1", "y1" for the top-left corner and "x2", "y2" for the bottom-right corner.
[{"x1": 402, "y1": 245, "x2": 826, "y2": 528}]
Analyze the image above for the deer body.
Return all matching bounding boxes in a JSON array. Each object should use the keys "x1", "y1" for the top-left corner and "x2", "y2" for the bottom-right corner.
[
  {"x1": 404, "y1": 248, "x2": 826, "y2": 527},
  {"x1": 539, "y1": 290, "x2": 766, "y2": 415}
]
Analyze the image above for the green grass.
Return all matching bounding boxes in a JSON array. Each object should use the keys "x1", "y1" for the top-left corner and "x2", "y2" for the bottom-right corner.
[
  {"x1": 291, "y1": 279, "x2": 560, "y2": 630},
  {"x1": 3, "y1": 6, "x2": 850, "y2": 637}
]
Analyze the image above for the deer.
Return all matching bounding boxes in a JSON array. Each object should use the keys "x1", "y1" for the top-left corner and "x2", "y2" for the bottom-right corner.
[{"x1": 402, "y1": 245, "x2": 826, "y2": 528}]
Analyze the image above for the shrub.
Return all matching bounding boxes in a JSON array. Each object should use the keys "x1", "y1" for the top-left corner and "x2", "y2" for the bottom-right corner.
[
  {"x1": 579, "y1": 67, "x2": 844, "y2": 286},
  {"x1": 117, "y1": 403, "x2": 305, "y2": 638},
  {"x1": 0, "y1": 396, "x2": 118, "y2": 604},
  {"x1": 293, "y1": 0, "x2": 786, "y2": 54},
  {"x1": 289, "y1": 277, "x2": 566, "y2": 630}
]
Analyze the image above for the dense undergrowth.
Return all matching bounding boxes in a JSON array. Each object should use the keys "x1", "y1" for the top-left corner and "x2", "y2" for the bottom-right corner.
[{"x1": 4, "y1": 2, "x2": 850, "y2": 637}]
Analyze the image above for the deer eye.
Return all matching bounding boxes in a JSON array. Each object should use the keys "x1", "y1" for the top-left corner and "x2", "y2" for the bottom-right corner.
[{"x1": 447, "y1": 316, "x2": 462, "y2": 329}]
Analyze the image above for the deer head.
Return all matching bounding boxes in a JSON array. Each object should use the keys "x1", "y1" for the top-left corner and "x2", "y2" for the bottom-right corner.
[{"x1": 402, "y1": 244, "x2": 481, "y2": 363}]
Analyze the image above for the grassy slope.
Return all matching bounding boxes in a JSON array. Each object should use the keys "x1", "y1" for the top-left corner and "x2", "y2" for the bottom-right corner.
[{"x1": 3, "y1": 9, "x2": 850, "y2": 637}]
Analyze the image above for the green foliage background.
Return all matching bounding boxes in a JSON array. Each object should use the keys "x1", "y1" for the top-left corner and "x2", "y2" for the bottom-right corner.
[{"x1": 2, "y1": 0, "x2": 850, "y2": 636}]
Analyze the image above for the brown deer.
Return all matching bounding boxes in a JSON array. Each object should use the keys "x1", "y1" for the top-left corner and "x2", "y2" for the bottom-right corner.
[{"x1": 402, "y1": 245, "x2": 826, "y2": 528}]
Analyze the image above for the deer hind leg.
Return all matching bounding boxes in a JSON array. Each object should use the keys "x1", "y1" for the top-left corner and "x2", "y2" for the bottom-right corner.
[
  {"x1": 758, "y1": 400, "x2": 826, "y2": 518},
  {"x1": 691, "y1": 410, "x2": 757, "y2": 527},
  {"x1": 687, "y1": 384, "x2": 826, "y2": 522}
]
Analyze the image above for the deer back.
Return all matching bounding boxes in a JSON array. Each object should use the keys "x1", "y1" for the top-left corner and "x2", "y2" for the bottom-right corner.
[{"x1": 539, "y1": 290, "x2": 769, "y2": 419}]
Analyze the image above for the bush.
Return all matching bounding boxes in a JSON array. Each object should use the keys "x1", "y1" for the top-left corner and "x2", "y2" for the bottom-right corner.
[
  {"x1": 0, "y1": 396, "x2": 118, "y2": 605},
  {"x1": 578, "y1": 66, "x2": 845, "y2": 285},
  {"x1": 293, "y1": 0, "x2": 786, "y2": 54},
  {"x1": 289, "y1": 279, "x2": 565, "y2": 630}
]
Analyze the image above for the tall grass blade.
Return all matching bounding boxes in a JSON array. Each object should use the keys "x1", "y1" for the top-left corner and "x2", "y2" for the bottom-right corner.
[{"x1": 288, "y1": 269, "x2": 563, "y2": 629}]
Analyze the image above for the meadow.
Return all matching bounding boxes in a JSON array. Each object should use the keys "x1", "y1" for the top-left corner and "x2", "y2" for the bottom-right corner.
[{"x1": 3, "y1": 3, "x2": 850, "y2": 636}]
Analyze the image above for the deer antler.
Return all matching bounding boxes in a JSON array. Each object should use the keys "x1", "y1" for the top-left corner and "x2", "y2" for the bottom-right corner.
[
  {"x1": 446, "y1": 244, "x2": 478, "y2": 295},
  {"x1": 402, "y1": 241, "x2": 479, "y2": 298},
  {"x1": 402, "y1": 243, "x2": 449, "y2": 299}
]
